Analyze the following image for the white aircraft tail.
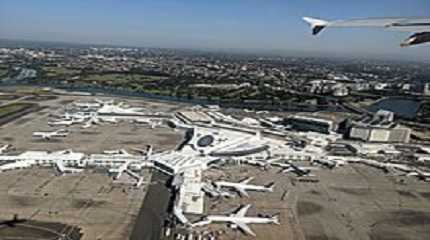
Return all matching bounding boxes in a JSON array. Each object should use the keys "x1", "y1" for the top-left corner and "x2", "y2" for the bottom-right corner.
[
  {"x1": 265, "y1": 182, "x2": 275, "y2": 191},
  {"x1": 303, "y1": 17, "x2": 329, "y2": 35},
  {"x1": 271, "y1": 214, "x2": 280, "y2": 225}
]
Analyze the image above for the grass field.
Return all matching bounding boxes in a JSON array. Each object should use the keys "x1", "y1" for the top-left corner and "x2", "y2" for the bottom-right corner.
[
  {"x1": 0, "y1": 103, "x2": 34, "y2": 119},
  {"x1": 42, "y1": 66, "x2": 81, "y2": 77},
  {"x1": 0, "y1": 69, "x2": 8, "y2": 78},
  {"x1": 82, "y1": 73, "x2": 167, "y2": 84}
]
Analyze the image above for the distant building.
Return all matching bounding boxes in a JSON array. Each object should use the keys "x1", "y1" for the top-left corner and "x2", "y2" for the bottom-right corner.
[
  {"x1": 284, "y1": 114, "x2": 340, "y2": 134},
  {"x1": 349, "y1": 125, "x2": 411, "y2": 143},
  {"x1": 176, "y1": 111, "x2": 213, "y2": 124},
  {"x1": 402, "y1": 83, "x2": 411, "y2": 91},
  {"x1": 424, "y1": 83, "x2": 430, "y2": 96},
  {"x1": 326, "y1": 143, "x2": 358, "y2": 156},
  {"x1": 349, "y1": 109, "x2": 410, "y2": 143},
  {"x1": 374, "y1": 83, "x2": 389, "y2": 91},
  {"x1": 374, "y1": 110, "x2": 395, "y2": 123},
  {"x1": 332, "y1": 85, "x2": 349, "y2": 97}
]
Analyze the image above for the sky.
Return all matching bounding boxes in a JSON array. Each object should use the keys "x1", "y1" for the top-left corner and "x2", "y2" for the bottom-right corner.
[{"x1": 1, "y1": 0, "x2": 430, "y2": 61}]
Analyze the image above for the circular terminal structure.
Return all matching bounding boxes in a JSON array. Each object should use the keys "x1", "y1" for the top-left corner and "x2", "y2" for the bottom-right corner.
[{"x1": 197, "y1": 135, "x2": 215, "y2": 147}]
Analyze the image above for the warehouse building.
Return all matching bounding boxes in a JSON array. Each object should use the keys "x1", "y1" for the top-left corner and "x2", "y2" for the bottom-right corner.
[
  {"x1": 283, "y1": 114, "x2": 341, "y2": 134},
  {"x1": 349, "y1": 125, "x2": 411, "y2": 143},
  {"x1": 176, "y1": 111, "x2": 213, "y2": 124}
]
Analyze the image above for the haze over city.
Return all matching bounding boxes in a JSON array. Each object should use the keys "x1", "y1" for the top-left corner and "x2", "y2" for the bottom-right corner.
[{"x1": 1, "y1": 0, "x2": 430, "y2": 61}]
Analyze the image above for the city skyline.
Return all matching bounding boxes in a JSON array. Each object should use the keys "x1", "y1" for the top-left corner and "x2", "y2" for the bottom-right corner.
[{"x1": 1, "y1": 0, "x2": 430, "y2": 61}]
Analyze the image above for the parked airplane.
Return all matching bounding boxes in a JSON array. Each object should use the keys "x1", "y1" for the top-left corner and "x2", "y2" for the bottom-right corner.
[
  {"x1": 32, "y1": 129, "x2": 69, "y2": 140},
  {"x1": 243, "y1": 157, "x2": 283, "y2": 170},
  {"x1": 407, "y1": 170, "x2": 430, "y2": 182},
  {"x1": 53, "y1": 112, "x2": 93, "y2": 121},
  {"x1": 192, "y1": 204, "x2": 280, "y2": 237},
  {"x1": 94, "y1": 98, "x2": 114, "y2": 105},
  {"x1": 173, "y1": 205, "x2": 190, "y2": 225},
  {"x1": 132, "y1": 118, "x2": 162, "y2": 128},
  {"x1": 99, "y1": 116, "x2": 118, "y2": 124},
  {"x1": 271, "y1": 162, "x2": 317, "y2": 177},
  {"x1": 48, "y1": 118, "x2": 84, "y2": 127},
  {"x1": 201, "y1": 182, "x2": 235, "y2": 198},
  {"x1": 54, "y1": 160, "x2": 83, "y2": 175},
  {"x1": 73, "y1": 101, "x2": 101, "y2": 109},
  {"x1": 103, "y1": 149, "x2": 131, "y2": 156},
  {"x1": 312, "y1": 158, "x2": 346, "y2": 169},
  {"x1": 303, "y1": 16, "x2": 430, "y2": 47},
  {"x1": 214, "y1": 177, "x2": 274, "y2": 197},
  {"x1": 81, "y1": 116, "x2": 103, "y2": 129},
  {"x1": 0, "y1": 144, "x2": 12, "y2": 155},
  {"x1": 132, "y1": 145, "x2": 153, "y2": 157},
  {"x1": 132, "y1": 118, "x2": 152, "y2": 124},
  {"x1": 109, "y1": 161, "x2": 131, "y2": 180},
  {"x1": 81, "y1": 120, "x2": 93, "y2": 129}
]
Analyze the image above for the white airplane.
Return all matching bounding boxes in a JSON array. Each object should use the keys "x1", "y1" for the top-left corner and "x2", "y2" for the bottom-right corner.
[
  {"x1": 303, "y1": 16, "x2": 430, "y2": 47},
  {"x1": 132, "y1": 118, "x2": 162, "y2": 128},
  {"x1": 81, "y1": 121, "x2": 93, "y2": 129},
  {"x1": 406, "y1": 170, "x2": 430, "y2": 182},
  {"x1": 131, "y1": 145, "x2": 153, "y2": 157},
  {"x1": 0, "y1": 144, "x2": 12, "y2": 154},
  {"x1": 94, "y1": 98, "x2": 114, "y2": 105},
  {"x1": 312, "y1": 158, "x2": 346, "y2": 169},
  {"x1": 32, "y1": 129, "x2": 69, "y2": 140},
  {"x1": 173, "y1": 205, "x2": 190, "y2": 225},
  {"x1": 214, "y1": 177, "x2": 274, "y2": 197},
  {"x1": 100, "y1": 116, "x2": 118, "y2": 124},
  {"x1": 271, "y1": 162, "x2": 318, "y2": 177},
  {"x1": 103, "y1": 149, "x2": 131, "y2": 156},
  {"x1": 243, "y1": 157, "x2": 283, "y2": 170},
  {"x1": 192, "y1": 204, "x2": 280, "y2": 237},
  {"x1": 109, "y1": 161, "x2": 132, "y2": 180},
  {"x1": 48, "y1": 118, "x2": 84, "y2": 127},
  {"x1": 132, "y1": 118, "x2": 151, "y2": 124},
  {"x1": 54, "y1": 112, "x2": 93, "y2": 121},
  {"x1": 81, "y1": 116, "x2": 101, "y2": 129},
  {"x1": 201, "y1": 182, "x2": 235, "y2": 198},
  {"x1": 73, "y1": 101, "x2": 101, "y2": 109},
  {"x1": 54, "y1": 160, "x2": 83, "y2": 175}
]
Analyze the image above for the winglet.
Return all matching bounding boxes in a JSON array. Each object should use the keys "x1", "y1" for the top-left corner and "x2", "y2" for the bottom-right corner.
[{"x1": 303, "y1": 17, "x2": 329, "y2": 35}]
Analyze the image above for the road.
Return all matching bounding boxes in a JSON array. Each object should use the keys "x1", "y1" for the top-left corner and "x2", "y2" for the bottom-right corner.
[{"x1": 130, "y1": 171, "x2": 172, "y2": 240}]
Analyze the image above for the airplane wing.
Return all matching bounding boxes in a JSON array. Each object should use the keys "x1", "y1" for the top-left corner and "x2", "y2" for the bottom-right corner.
[
  {"x1": 303, "y1": 17, "x2": 430, "y2": 34},
  {"x1": 235, "y1": 187, "x2": 249, "y2": 197},
  {"x1": 234, "y1": 221, "x2": 256, "y2": 236},
  {"x1": 240, "y1": 177, "x2": 254, "y2": 184},
  {"x1": 235, "y1": 204, "x2": 251, "y2": 217},
  {"x1": 55, "y1": 160, "x2": 66, "y2": 173},
  {"x1": 281, "y1": 167, "x2": 294, "y2": 173},
  {"x1": 300, "y1": 166, "x2": 319, "y2": 171}
]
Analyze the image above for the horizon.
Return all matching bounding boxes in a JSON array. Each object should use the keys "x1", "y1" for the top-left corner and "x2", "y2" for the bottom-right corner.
[
  {"x1": 1, "y1": 0, "x2": 430, "y2": 61},
  {"x1": 2, "y1": 37, "x2": 430, "y2": 64}
]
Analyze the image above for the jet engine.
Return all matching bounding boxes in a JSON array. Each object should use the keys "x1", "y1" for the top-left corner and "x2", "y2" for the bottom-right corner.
[
  {"x1": 229, "y1": 223, "x2": 238, "y2": 229},
  {"x1": 401, "y1": 32, "x2": 430, "y2": 47}
]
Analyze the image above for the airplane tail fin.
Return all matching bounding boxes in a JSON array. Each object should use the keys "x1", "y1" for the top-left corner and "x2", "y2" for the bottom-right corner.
[
  {"x1": 303, "y1": 17, "x2": 328, "y2": 35},
  {"x1": 265, "y1": 182, "x2": 275, "y2": 191},
  {"x1": 271, "y1": 213, "x2": 280, "y2": 225}
]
